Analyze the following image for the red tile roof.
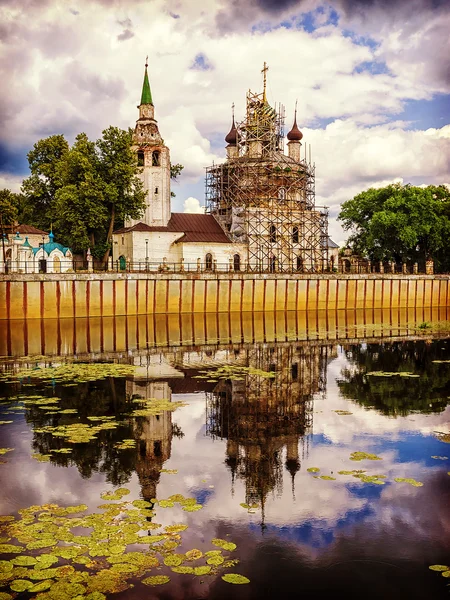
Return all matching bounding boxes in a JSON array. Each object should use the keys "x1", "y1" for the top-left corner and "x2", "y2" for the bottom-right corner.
[
  {"x1": 16, "y1": 224, "x2": 49, "y2": 235},
  {"x1": 114, "y1": 213, "x2": 230, "y2": 243}
]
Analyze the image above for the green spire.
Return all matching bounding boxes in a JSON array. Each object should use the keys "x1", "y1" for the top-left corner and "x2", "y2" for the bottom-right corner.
[{"x1": 140, "y1": 58, "x2": 153, "y2": 105}]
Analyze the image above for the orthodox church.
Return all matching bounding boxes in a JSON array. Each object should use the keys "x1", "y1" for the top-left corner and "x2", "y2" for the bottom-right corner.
[{"x1": 112, "y1": 62, "x2": 329, "y2": 272}]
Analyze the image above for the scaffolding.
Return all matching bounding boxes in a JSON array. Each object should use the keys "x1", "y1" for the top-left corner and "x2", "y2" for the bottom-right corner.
[{"x1": 206, "y1": 76, "x2": 329, "y2": 273}]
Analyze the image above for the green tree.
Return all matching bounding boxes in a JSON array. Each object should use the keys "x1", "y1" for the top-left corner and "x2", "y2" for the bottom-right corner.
[
  {"x1": 0, "y1": 188, "x2": 23, "y2": 228},
  {"x1": 21, "y1": 128, "x2": 147, "y2": 262},
  {"x1": 21, "y1": 134, "x2": 69, "y2": 230},
  {"x1": 338, "y1": 183, "x2": 450, "y2": 271},
  {"x1": 170, "y1": 163, "x2": 184, "y2": 198}
]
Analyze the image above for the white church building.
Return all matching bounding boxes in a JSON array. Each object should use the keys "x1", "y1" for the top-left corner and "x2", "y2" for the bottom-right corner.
[{"x1": 112, "y1": 61, "x2": 247, "y2": 272}]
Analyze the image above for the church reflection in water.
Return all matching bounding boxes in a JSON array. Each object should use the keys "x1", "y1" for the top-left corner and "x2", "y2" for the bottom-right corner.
[
  {"x1": 122, "y1": 342, "x2": 337, "y2": 514},
  {"x1": 205, "y1": 344, "x2": 335, "y2": 515}
]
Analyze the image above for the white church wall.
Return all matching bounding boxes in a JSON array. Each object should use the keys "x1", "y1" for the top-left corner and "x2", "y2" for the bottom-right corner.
[{"x1": 179, "y1": 243, "x2": 248, "y2": 270}]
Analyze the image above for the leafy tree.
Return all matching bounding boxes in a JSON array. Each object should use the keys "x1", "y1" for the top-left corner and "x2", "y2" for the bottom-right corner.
[
  {"x1": 338, "y1": 183, "x2": 450, "y2": 271},
  {"x1": 170, "y1": 163, "x2": 184, "y2": 198},
  {"x1": 21, "y1": 134, "x2": 69, "y2": 230},
  {"x1": 0, "y1": 188, "x2": 23, "y2": 229},
  {"x1": 21, "y1": 128, "x2": 147, "y2": 262}
]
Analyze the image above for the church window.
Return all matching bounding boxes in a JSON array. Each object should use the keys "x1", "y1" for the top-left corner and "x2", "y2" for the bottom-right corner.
[
  {"x1": 233, "y1": 254, "x2": 241, "y2": 271},
  {"x1": 205, "y1": 253, "x2": 213, "y2": 270},
  {"x1": 121, "y1": 236, "x2": 124, "y2": 245},
  {"x1": 278, "y1": 187, "x2": 286, "y2": 200},
  {"x1": 292, "y1": 226, "x2": 299, "y2": 243},
  {"x1": 291, "y1": 363, "x2": 298, "y2": 380},
  {"x1": 296, "y1": 256, "x2": 303, "y2": 271},
  {"x1": 155, "y1": 187, "x2": 158, "y2": 194},
  {"x1": 137, "y1": 151, "x2": 144, "y2": 166},
  {"x1": 152, "y1": 151, "x2": 160, "y2": 166},
  {"x1": 269, "y1": 224, "x2": 277, "y2": 243}
]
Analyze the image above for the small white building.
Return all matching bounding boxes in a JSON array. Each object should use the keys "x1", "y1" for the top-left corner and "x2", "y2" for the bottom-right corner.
[{"x1": 0, "y1": 227, "x2": 73, "y2": 274}]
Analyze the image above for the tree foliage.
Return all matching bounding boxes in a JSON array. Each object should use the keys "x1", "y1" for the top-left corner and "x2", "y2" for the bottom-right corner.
[
  {"x1": 20, "y1": 128, "x2": 147, "y2": 261},
  {"x1": 0, "y1": 189, "x2": 24, "y2": 228},
  {"x1": 338, "y1": 183, "x2": 450, "y2": 271}
]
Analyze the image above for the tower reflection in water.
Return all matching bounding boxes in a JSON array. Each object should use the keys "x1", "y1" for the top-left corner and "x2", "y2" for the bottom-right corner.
[{"x1": 204, "y1": 344, "x2": 335, "y2": 521}]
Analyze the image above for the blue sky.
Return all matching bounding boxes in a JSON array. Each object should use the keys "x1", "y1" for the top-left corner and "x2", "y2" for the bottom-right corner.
[{"x1": 1, "y1": 0, "x2": 449, "y2": 244}]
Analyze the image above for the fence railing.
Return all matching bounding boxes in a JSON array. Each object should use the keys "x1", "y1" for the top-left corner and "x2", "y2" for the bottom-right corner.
[{"x1": 0, "y1": 259, "x2": 436, "y2": 275}]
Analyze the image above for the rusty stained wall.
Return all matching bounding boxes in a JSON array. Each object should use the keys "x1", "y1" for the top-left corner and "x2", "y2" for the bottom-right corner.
[{"x1": 0, "y1": 274, "x2": 449, "y2": 320}]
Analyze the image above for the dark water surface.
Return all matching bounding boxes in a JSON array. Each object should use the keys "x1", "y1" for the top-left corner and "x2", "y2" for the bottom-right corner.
[{"x1": 0, "y1": 313, "x2": 449, "y2": 600}]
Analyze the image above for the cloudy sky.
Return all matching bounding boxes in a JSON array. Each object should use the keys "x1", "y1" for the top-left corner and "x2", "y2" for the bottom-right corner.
[{"x1": 1, "y1": 0, "x2": 449, "y2": 244}]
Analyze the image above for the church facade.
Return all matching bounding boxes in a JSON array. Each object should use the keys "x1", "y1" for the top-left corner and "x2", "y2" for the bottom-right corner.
[{"x1": 112, "y1": 62, "x2": 329, "y2": 273}]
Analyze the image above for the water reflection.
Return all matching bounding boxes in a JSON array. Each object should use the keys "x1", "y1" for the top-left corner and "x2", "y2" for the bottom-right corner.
[
  {"x1": 0, "y1": 330, "x2": 449, "y2": 599},
  {"x1": 1, "y1": 306, "x2": 449, "y2": 357}
]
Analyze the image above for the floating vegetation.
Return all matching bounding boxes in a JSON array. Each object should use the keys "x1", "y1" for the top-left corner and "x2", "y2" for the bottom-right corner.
[
  {"x1": 0, "y1": 491, "x2": 244, "y2": 598},
  {"x1": 433, "y1": 432, "x2": 450, "y2": 444},
  {"x1": 0, "y1": 449, "x2": 13, "y2": 456},
  {"x1": 394, "y1": 477, "x2": 423, "y2": 487},
  {"x1": 193, "y1": 365, "x2": 276, "y2": 382},
  {"x1": 99, "y1": 488, "x2": 130, "y2": 501},
  {"x1": 316, "y1": 475, "x2": 336, "y2": 481},
  {"x1": 353, "y1": 473, "x2": 386, "y2": 485},
  {"x1": 31, "y1": 453, "x2": 51, "y2": 463},
  {"x1": 431, "y1": 456, "x2": 448, "y2": 460},
  {"x1": 4, "y1": 363, "x2": 137, "y2": 384},
  {"x1": 114, "y1": 439, "x2": 136, "y2": 450},
  {"x1": 239, "y1": 502, "x2": 259, "y2": 513},
  {"x1": 366, "y1": 371, "x2": 420, "y2": 378},
  {"x1": 160, "y1": 469, "x2": 178, "y2": 474},
  {"x1": 0, "y1": 421, "x2": 13, "y2": 425},
  {"x1": 222, "y1": 573, "x2": 250, "y2": 584},
  {"x1": 334, "y1": 410, "x2": 353, "y2": 416},
  {"x1": 131, "y1": 398, "x2": 186, "y2": 418},
  {"x1": 429, "y1": 565, "x2": 449, "y2": 571},
  {"x1": 349, "y1": 452, "x2": 382, "y2": 461},
  {"x1": 307, "y1": 467, "x2": 320, "y2": 473}
]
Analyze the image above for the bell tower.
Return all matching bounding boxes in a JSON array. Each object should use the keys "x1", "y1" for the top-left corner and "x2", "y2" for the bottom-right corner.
[{"x1": 126, "y1": 58, "x2": 171, "y2": 227}]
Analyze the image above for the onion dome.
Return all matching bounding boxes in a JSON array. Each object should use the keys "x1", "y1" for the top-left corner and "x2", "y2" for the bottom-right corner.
[
  {"x1": 287, "y1": 115, "x2": 303, "y2": 141},
  {"x1": 225, "y1": 117, "x2": 237, "y2": 145}
]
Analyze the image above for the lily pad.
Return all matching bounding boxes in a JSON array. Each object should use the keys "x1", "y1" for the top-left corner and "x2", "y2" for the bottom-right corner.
[
  {"x1": 142, "y1": 575, "x2": 170, "y2": 586},
  {"x1": 350, "y1": 452, "x2": 382, "y2": 461},
  {"x1": 429, "y1": 565, "x2": 449, "y2": 571},
  {"x1": 307, "y1": 467, "x2": 320, "y2": 473},
  {"x1": 394, "y1": 477, "x2": 423, "y2": 487},
  {"x1": 10, "y1": 579, "x2": 33, "y2": 592},
  {"x1": 222, "y1": 573, "x2": 250, "y2": 584}
]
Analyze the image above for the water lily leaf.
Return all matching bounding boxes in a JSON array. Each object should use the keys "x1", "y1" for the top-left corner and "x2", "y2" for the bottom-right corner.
[
  {"x1": 307, "y1": 467, "x2": 320, "y2": 473},
  {"x1": 0, "y1": 421, "x2": 13, "y2": 425},
  {"x1": 86, "y1": 593, "x2": 107, "y2": 600},
  {"x1": 441, "y1": 571, "x2": 450, "y2": 578},
  {"x1": 10, "y1": 579, "x2": 33, "y2": 592},
  {"x1": 207, "y1": 554, "x2": 224, "y2": 566},
  {"x1": 0, "y1": 449, "x2": 13, "y2": 455},
  {"x1": 350, "y1": 452, "x2": 382, "y2": 461},
  {"x1": 171, "y1": 566, "x2": 194, "y2": 574},
  {"x1": 11, "y1": 555, "x2": 36, "y2": 566},
  {"x1": 318, "y1": 475, "x2": 336, "y2": 481},
  {"x1": 142, "y1": 575, "x2": 170, "y2": 586},
  {"x1": 0, "y1": 544, "x2": 22, "y2": 554},
  {"x1": 394, "y1": 477, "x2": 423, "y2": 487},
  {"x1": 160, "y1": 469, "x2": 178, "y2": 474},
  {"x1": 429, "y1": 565, "x2": 449, "y2": 571},
  {"x1": 222, "y1": 573, "x2": 250, "y2": 584},
  {"x1": 0, "y1": 562, "x2": 13, "y2": 573},
  {"x1": 110, "y1": 563, "x2": 140, "y2": 574},
  {"x1": 28, "y1": 579, "x2": 54, "y2": 592},
  {"x1": 0, "y1": 592, "x2": 13, "y2": 599},
  {"x1": 194, "y1": 566, "x2": 211, "y2": 576},
  {"x1": 185, "y1": 549, "x2": 203, "y2": 561},
  {"x1": 182, "y1": 504, "x2": 202, "y2": 512},
  {"x1": 211, "y1": 538, "x2": 237, "y2": 551},
  {"x1": 164, "y1": 554, "x2": 184, "y2": 567},
  {"x1": 100, "y1": 488, "x2": 130, "y2": 501},
  {"x1": 431, "y1": 456, "x2": 448, "y2": 460}
]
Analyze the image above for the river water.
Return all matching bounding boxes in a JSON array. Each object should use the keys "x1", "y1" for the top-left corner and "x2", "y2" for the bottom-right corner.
[{"x1": 0, "y1": 312, "x2": 449, "y2": 600}]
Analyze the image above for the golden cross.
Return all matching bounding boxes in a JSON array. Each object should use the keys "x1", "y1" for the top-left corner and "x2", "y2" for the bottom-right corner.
[
  {"x1": 231, "y1": 102, "x2": 235, "y2": 120},
  {"x1": 261, "y1": 62, "x2": 268, "y2": 99},
  {"x1": 145, "y1": 55, "x2": 148, "y2": 67}
]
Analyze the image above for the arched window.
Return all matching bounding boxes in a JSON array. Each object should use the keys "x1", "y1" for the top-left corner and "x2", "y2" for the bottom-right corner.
[
  {"x1": 269, "y1": 255, "x2": 276, "y2": 273},
  {"x1": 278, "y1": 187, "x2": 286, "y2": 200},
  {"x1": 296, "y1": 256, "x2": 303, "y2": 272},
  {"x1": 292, "y1": 226, "x2": 299, "y2": 244},
  {"x1": 152, "y1": 151, "x2": 160, "y2": 166},
  {"x1": 233, "y1": 254, "x2": 241, "y2": 271},
  {"x1": 137, "y1": 151, "x2": 144, "y2": 167},
  {"x1": 205, "y1": 253, "x2": 213, "y2": 270},
  {"x1": 269, "y1": 224, "x2": 277, "y2": 243}
]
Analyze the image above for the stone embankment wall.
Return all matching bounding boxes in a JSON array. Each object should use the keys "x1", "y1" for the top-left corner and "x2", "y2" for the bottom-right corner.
[{"x1": 0, "y1": 273, "x2": 449, "y2": 319}]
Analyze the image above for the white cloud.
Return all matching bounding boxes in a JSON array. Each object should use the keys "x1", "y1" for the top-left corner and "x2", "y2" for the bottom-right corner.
[
  {"x1": 0, "y1": 174, "x2": 23, "y2": 194},
  {"x1": 183, "y1": 197, "x2": 205, "y2": 214}
]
